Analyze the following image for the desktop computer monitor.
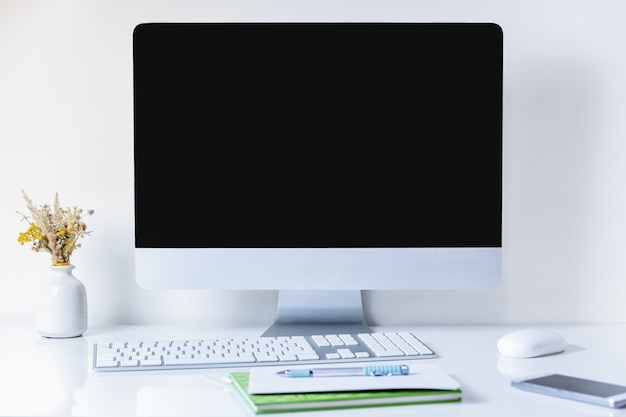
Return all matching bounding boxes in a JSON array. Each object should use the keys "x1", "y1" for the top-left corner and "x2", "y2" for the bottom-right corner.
[{"x1": 133, "y1": 22, "x2": 503, "y2": 336}]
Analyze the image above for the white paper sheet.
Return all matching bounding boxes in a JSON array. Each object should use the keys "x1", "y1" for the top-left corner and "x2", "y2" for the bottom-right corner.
[{"x1": 246, "y1": 362, "x2": 461, "y2": 394}]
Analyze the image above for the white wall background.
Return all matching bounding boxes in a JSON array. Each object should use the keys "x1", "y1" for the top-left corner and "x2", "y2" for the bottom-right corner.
[{"x1": 1, "y1": 0, "x2": 625, "y2": 329}]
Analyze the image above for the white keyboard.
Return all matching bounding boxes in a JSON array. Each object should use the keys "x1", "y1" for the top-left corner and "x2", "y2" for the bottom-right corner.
[{"x1": 93, "y1": 331, "x2": 436, "y2": 372}]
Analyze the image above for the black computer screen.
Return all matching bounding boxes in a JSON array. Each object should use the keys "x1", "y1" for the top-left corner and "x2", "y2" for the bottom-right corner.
[{"x1": 133, "y1": 23, "x2": 503, "y2": 249}]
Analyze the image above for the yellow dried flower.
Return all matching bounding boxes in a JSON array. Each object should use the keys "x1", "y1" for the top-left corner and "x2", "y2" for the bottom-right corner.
[{"x1": 17, "y1": 190, "x2": 93, "y2": 266}]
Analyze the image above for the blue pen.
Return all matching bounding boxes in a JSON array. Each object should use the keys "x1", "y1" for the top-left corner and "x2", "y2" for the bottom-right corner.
[{"x1": 277, "y1": 364, "x2": 410, "y2": 378}]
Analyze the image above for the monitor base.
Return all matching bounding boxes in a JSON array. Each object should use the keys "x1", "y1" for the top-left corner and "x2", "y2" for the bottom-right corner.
[{"x1": 261, "y1": 290, "x2": 372, "y2": 337}]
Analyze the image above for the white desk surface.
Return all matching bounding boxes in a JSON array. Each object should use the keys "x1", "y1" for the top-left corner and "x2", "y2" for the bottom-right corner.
[{"x1": 1, "y1": 322, "x2": 626, "y2": 417}]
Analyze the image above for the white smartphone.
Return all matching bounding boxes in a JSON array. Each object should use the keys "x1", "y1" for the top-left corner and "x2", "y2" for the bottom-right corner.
[{"x1": 512, "y1": 374, "x2": 626, "y2": 408}]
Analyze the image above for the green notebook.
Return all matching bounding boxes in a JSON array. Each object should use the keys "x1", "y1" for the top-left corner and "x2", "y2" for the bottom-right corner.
[{"x1": 230, "y1": 371, "x2": 462, "y2": 414}]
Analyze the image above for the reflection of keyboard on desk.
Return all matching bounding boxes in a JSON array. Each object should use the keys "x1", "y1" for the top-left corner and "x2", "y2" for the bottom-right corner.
[{"x1": 93, "y1": 331, "x2": 436, "y2": 372}]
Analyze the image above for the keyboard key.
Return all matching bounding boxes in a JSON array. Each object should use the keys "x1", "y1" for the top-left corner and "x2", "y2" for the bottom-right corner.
[
  {"x1": 296, "y1": 352, "x2": 320, "y2": 360},
  {"x1": 96, "y1": 359, "x2": 120, "y2": 368}
]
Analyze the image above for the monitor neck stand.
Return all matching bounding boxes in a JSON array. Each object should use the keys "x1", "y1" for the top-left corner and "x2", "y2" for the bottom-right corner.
[{"x1": 261, "y1": 290, "x2": 372, "y2": 337}]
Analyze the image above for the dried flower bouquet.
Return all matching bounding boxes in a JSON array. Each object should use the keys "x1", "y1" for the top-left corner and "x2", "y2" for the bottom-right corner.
[{"x1": 17, "y1": 190, "x2": 93, "y2": 266}]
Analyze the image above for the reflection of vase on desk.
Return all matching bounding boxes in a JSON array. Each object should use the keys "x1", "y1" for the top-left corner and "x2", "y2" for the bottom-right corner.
[
  {"x1": 36, "y1": 265, "x2": 88, "y2": 338},
  {"x1": 36, "y1": 335, "x2": 88, "y2": 415}
]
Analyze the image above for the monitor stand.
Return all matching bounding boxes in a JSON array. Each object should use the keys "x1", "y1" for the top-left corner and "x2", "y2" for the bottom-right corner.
[{"x1": 261, "y1": 290, "x2": 372, "y2": 337}]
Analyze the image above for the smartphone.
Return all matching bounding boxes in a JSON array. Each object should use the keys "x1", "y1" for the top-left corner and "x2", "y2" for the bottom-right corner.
[{"x1": 512, "y1": 374, "x2": 626, "y2": 408}]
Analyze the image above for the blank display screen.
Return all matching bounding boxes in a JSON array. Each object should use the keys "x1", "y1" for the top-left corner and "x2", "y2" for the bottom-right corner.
[{"x1": 133, "y1": 23, "x2": 503, "y2": 249}]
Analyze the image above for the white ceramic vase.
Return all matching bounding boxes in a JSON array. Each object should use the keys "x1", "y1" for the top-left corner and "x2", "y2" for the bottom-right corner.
[{"x1": 36, "y1": 265, "x2": 88, "y2": 338}]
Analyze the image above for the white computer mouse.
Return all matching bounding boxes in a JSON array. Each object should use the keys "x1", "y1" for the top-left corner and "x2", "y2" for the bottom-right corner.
[{"x1": 496, "y1": 328, "x2": 568, "y2": 358}]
